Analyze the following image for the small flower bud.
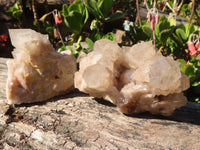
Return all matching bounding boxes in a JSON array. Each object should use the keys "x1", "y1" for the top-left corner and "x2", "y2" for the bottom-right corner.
[
  {"x1": 151, "y1": 16, "x2": 155, "y2": 31},
  {"x1": 39, "y1": 14, "x2": 48, "y2": 23}
]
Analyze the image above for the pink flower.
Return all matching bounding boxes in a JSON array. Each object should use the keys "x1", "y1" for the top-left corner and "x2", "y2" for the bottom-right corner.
[
  {"x1": 150, "y1": 16, "x2": 155, "y2": 30},
  {"x1": 54, "y1": 13, "x2": 62, "y2": 24},
  {"x1": 188, "y1": 34, "x2": 200, "y2": 56},
  {"x1": 147, "y1": 8, "x2": 159, "y2": 31}
]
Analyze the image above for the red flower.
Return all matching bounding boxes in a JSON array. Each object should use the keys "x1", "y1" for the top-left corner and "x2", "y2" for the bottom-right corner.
[
  {"x1": 0, "y1": 35, "x2": 8, "y2": 42},
  {"x1": 54, "y1": 13, "x2": 62, "y2": 24},
  {"x1": 188, "y1": 34, "x2": 200, "y2": 56}
]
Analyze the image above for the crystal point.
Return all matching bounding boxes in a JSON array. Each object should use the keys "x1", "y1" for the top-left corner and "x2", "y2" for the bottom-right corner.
[
  {"x1": 75, "y1": 39, "x2": 190, "y2": 116},
  {"x1": 7, "y1": 29, "x2": 76, "y2": 104}
]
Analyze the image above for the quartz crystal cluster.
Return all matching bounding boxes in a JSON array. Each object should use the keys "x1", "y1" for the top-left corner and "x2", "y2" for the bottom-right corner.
[
  {"x1": 6, "y1": 29, "x2": 76, "y2": 104},
  {"x1": 75, "y1": 39, "x2": 190, "y2": 116}
]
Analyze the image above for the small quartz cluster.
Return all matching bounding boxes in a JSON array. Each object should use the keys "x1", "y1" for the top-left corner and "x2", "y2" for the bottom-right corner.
[
  {"x1": 7, "y1": 29, "x2": 76, "y2": 104},
  {"x1": 75, "y1": 39, "x2": 190, "y2": 116}
]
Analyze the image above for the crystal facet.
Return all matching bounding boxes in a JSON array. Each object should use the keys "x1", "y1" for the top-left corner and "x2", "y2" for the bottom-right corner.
[
  {"x1": 7, "y1": 29, "x2": 76, "y2": 104},
  {"x1": 75, "y1": 39, "x2": 190, "y2": 116}
]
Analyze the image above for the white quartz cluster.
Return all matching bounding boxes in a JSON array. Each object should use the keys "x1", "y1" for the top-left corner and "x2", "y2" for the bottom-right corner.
[
  {"x1": 75, "y1": 39, "x2": 190, "y2": 116},
  {"x1": 7, "y1": 29, "x2": 76, "y2": 104}
]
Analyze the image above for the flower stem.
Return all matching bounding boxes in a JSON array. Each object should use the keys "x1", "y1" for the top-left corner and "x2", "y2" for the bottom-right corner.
[
  {"x1": 136, "y1": 0, "x2": 141, "y2": 26},
  {"x1": 153, "y1": 29, "x2": 156, "y2": 49},
  {"x1": 189, "y1": 0, "x2": 195, "y2": 24}
]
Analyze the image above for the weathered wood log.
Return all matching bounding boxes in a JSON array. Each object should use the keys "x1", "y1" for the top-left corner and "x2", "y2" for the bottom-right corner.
[{"x1": 0, "y1": 57, "x2": 200, "y2": 149}]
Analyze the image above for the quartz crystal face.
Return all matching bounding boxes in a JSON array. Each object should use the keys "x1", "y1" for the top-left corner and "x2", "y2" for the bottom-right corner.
[
  {"x1": 6, "y1": 29, "x2": 76, "y2": 104},
  {"x1": 75, "y1": 39, "x2": 190, "y2": 116}
]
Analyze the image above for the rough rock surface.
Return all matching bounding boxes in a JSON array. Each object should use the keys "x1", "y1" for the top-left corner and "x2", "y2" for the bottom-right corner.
[
  {"x1": 75, "y1": 39, "x2": 190, "y2": 116},
  {"x1": 1, "y1": 57, "x2": 200, "y2": 149},
  {"x1": 6, "y1": 29, "x2": 76, "y2": 104}
]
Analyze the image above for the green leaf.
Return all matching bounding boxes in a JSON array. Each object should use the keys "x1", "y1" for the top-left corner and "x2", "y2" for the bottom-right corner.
[
  {"x1": 158, "y1": 17, "x2": 170, "y2": 32},
  {"x1": 64, "y1": 11, "x2": 84, "y2": 34},
  {"x1": 58, "y1": 46, "x2": 67, "y2": 52},
  {"x1": 98, "y1": 0, "x2": 114, "y2": 18},
  {"x1": 184, "y1": 63, "x2": 195, "y2": 77},
  {"x1": 192, "y1": 81, "x2": 200, "y2": 87},
  {"x1": 102, "y1": 32, "x2": 116, "y2": 41},
  {"x1": 175, "y1": 28, "x2": 187, "y2": 42},
  {"x1": 177, "y1": 59, "x2": 186, "y2": 72},
  {"x1": 177, "y1": 23, "x2": 186, "y2": 32},
  {"x1": 13, "y1": 10, "x2": 22, "y2": 19},
  {"x1": 159, "y1": 29, "x2": 171, "y2": 44},
  {"x1": 86, "y1": 37, "x2": 94, "y2": 50},
  {"x1": 62, "y1": 4, "x2": 68, "y2": 17},
  {"x1": 169, "y1": 18, "x2": 176, "y2": 26},
  {"x1": 104, "y1": 10, "x2": 125, "y2": 22},
  {"x1": 159, "y1": 16, "x2": 168, "y2": 22},
  {"x1": 69, "y1": 0, "x2": 84, "y2": 13},
  {"x1": 46, "y1": 26, "x2": 54, "y2": 34},
  {"x1": 86, "y1": 0, "x2": 100, "y2": 19},
  {"x1": 13, "y1": 3, "x2": 19, "y2": 10},
  {"x1": 84, "y1": 7, "x2": 89, "y2": 24},
  {"x1": 142, "y1": 25, "x2": 152, "y2": 39},
  {"x1": 185, "y1": 24, "x2": 195, "y2": 37},
  {"x1": 154, "y1": 23, "x2": 159, "y2": 37},
  {"x1": 171, "y1": 33, "x2": 183, "y2": 46}
]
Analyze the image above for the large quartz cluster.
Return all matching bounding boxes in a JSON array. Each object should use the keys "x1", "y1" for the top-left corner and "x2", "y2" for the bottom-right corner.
[
  {"x1": 7, "y1": 29, "x2": 76, "y2": 104},
  {"x1": 75, "y1": 39, "x2": 190, "y2": 116}
]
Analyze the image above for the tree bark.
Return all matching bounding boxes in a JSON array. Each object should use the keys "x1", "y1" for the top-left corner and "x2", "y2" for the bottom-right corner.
[{"x1": 0, "y1": 57, "x2": 200, "y2": 149}]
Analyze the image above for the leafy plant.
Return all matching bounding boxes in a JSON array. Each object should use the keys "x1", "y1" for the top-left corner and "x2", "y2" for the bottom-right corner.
[
  {"x1": 7, "y1": 2, "x2": 22, "y2": 22},
  {"x1": 62, "y1": 0, "x2": 89, "y2": 49},
  {"x1": 126, "y1": 15, "x2": 200, "y2": 59},
  {"x1": 178, "y1": 57, "x2": 200, "y2": 103},
  {"x1": 86, "y1": 0, "x2": 125, "y2": 41}
]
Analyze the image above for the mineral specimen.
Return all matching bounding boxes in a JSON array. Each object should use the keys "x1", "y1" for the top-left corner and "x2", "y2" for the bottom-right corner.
[
  {"x1": 6, "y1": 29, "x2": 76, "y2": 104},
  {"x1": 75, "y1": 39, "x2": 190, "y2": 116}
]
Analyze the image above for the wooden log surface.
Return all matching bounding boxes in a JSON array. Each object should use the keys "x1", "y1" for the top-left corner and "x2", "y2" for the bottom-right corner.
[{"x1": 0, "y1": 57, "x2": 200, "y2": 149}]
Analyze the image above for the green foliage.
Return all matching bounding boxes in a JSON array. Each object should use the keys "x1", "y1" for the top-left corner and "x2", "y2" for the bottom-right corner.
[
  {"x1": 60, "y1": 0, "x2": 123, "y2": 56},
  {"x1": 43, "y1": 21, "x2": 54, "y2": 36},
  {"x1": 58, "y1": 45, "x2": 67, "y2": 52},
  {"x1": 61, "y1": 0, "x2": 89, "y2": 52},
  {"x1": 86, "y1": 0, "x2": 125, "y2": 23},
  {"x1": 86, "y1": 0, "x2": 117, "y2": 21},
  {"x1": 102, "y1": 32, "x2": 116, "y2": 41},
  {"x1": 86, "y1": 37, "x2": 94, "y2": 50},
  {"x1": 86, "y1": 0, "x2": 125, "y2": 42},
  {"x1": 62, "y1": 0, "x2": 88, "y2": 35},
  {"x1": 127, "y1": 16, "x2": 200, "y2": 59},
  {"x1": 7, "y1": 2, "x2": 22, "y2": 21},
  {"x1": 178, "y1": 57, "x2": 200, "y2": 103},
  {"x1": 142, "y1": 24, "x2": 153, "y2": 39}
]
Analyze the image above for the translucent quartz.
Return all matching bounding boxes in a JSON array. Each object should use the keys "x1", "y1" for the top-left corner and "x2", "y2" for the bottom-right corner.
[
  {"x1": 7, "y1": 29, "x2": 76, "y2": 104},
  {"x1": 75, "y1": 39, "x2": 190, "y2": 116}
]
